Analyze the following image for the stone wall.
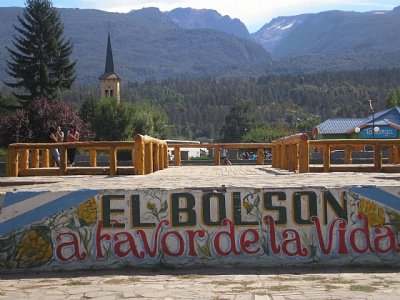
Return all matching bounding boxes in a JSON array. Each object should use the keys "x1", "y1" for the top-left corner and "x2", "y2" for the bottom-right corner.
[{"x1": 1, "y1": 186, "x2": 400, "y2": 272}]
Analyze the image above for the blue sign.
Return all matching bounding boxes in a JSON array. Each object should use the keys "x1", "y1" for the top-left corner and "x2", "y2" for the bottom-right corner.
[{"x1": 360, "y1": 126, "x2": 398, "y2": 139}]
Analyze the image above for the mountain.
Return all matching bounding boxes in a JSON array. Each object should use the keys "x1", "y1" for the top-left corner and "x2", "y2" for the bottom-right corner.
[
  {"x1": 167, "y1": 8, "x2": 251, "y2": 40},
  {"x1": 0, "y1": 7, "x2": 271, "y2": 84},
  {"x1": 253, "y1": 7, "x2": 400, "y2": 59}
]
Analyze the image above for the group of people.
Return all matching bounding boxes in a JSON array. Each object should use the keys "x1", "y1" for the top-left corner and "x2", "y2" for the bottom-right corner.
[{"x1": 49, "y1": 125, "x2": 79, "y2": 167}]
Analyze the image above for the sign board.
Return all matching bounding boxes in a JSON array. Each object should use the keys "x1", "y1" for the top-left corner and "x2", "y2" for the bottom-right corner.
[
  {"x1": 1, "y1": 186, "x2": 400, "y2": 271},
  {"x1": 360, "y1": 126, "x2": 398, "y2": 139}
]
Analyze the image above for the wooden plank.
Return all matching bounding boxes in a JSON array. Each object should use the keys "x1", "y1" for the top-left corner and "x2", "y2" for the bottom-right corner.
[
  {"x1": 323, "y1": 145, "x2": 330, "y2": 172},
  {"x1": 59, "y1": 147, "x2": 67, "y2": 175},
  {"x1": 153, "y1": 143, "x2": 160, "y2": 172},
  {"x1": 214, "y1": 147, "x2": 220, "y2": 166},
  {"x1": 145, "y1": 142, "x2": 153, "y2": 174},
  {"x1": 67, "y1": 167, "x2": 109, "y2": 175},
  {"x1": 174, "y1": 146, "x2": 181, "y2": 166},
  {"x1": 344, "y1": 146, "x2": 352, "y2": 164},
  {"x1": 20, "y1": 149, "x2": 29, "y2": 172},
  {"x1": 31, "y1": 149, "x2": 40, "y2": 168},
  {"x1": 134, "y1": 136, "x2": 145, "y2": 175},
  {"x1": 257, "y1": 147, "x2": 265, "y2": 165},
  {"x1": 298, "y1": 139, "x2": 309, "y2": 173},
  {"x1": 89, "y1": 149, "x2": 97, "y2": 167},
  {"x1": 117, "y1": 167, "x2": 135, "y2": 175},
  {"x1": 109, "y1": 147, "x2": 117, "y2": 175},
  {"x1": 19, "y1": 168, "x2": 59, "y2": 176},
  {"x1": 42, "y1": 149, "x2": 49, "y2": 168},
  {"x1": 6, "y1": 148, "x2": 18, "y2": 177},
  {"x1": 374, "y1": 143, "x2": 382, "y2": 172}
]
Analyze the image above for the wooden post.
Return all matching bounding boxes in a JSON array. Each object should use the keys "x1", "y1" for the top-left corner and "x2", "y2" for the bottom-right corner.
[
  {"x1": 394, "y1": 145, "x2": 400, "y2": 164},
  {"x1": 174, "y1": 146, "x2": 181, "y2": 166},
  {"x1": 288, "y1": 144, "x2": 296, "y2": 172},
  {"x1": 59, "y1": 147, "x2": 67, "y2": 175},
  {"x1": 31, "y1": 149, "x2": 40, "y2": 168},
  {"x1": 374, "y1": 143, "x2": 382, "y2": 172},
  {"x1": 214, "y1": 147, "x2": 220, "y2": 166},
  {"x1": 145, "y1": 142, "x2": 153, "y2": 174},
  {"x1": 298, "y1": 137, "x2": 309, "y2": 173},
  {"x1": 134, "y1": 135, "x2": 145, "y2": 175},
  {"x1": 153, "y1": 143, "x2": 160, "y2": 172},
  {"x1": 163, "y1": 144, "x2": 169, "y2": 169},
  {"x1": 20, "y1": 149, "x2": 29, "y2": 172},
  {"x1": 89, "y1": 149, "x2": 97, "y2": 167},
  {"x1": 42, "y1": 149, "x2": 49, "y2": 168},
  {"x1": 257, "y1": 147, "x2": 264, "y2": 165},
  {"x1": 388, "y1": 145, "x2": 395, "y2": 164},
  {"x1": 323, "y1": 144, "x2": 330, "y2": 172},
  {"x1": 109, "y1": 147, "x2": 117, "y2": 175},
  {"x1": 6, "y1": 148, "x2": 18, "y2": 177},
  {"x1": 283, "y1": 145, "x2": 289, "y2": 170},
  {"x1": 271, "y1": 145, "x2": 276, "y2": 168},
  {"x1": 344, "y1": 146, "x2": 352, "y2": 164}
]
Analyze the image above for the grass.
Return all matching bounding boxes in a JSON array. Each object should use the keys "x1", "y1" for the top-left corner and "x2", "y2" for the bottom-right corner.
[
  {"x1": 349, "y1": 285, "x2": 377, "y2": 292},
  {"x1": 65, "y1": 280, "x2": 91, "y2": 286},
  {"x1": 178, "y1": 274, "x2": 204, "y2": 280},
  {"x1": 325, "y1": 284, "x2": 340, "y2": 291},
  {"x1": 268, "y1": 285, "x2": 295, "y2": 292}
]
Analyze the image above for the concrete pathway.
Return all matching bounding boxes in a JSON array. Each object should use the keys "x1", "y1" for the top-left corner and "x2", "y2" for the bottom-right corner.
[
  {"x1": 1, "y1": 267, "x2": 399, "y2": 299},
  {"x1": 1, "y1": 165, "x2": 400, "y2": 193}
]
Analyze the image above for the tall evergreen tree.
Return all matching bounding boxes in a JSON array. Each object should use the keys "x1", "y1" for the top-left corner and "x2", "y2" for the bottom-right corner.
[{"x1": 5, "y1": 0, "x2": 76, "y2": 106}]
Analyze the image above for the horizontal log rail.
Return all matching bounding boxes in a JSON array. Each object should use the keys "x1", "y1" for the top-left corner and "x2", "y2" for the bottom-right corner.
[
  {"x1": 167, "y1": 143, "x2": 273, "y2": 166},
  {"x1": 309, "y1": 139, "x2": 400, "y2": 173},
  {"x1": 6, "y1": 135, "x2": 168, "y2": 177}
]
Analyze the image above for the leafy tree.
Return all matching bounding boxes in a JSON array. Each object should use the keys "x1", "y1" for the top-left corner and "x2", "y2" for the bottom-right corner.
[
  {"x1": 131, "y1": 101, "x2": 169, "y2": 138},
  {"x1": 0, "y1": 92, "x2": 21, "y2": 116},
  {"x1": 241, "y1": 125, "x2": 294, "y2": 143},
  {"x1": 0, "y1": 109, "x2": 32, "y2": 146},
  {"x1": 79, "y1": 94, "x2": 99, "y2": 126},
  {"x1": 386, "y1": 89, "x2": 400, "y2": 108},
  {"x1": 92, "y1": 98, "x2": 135, "y2": 141},
  {"x1": 0, "y1": 98, "x2": 93, "y2": 147},
  {"x1": 219, "y1": 99, "x2": 255, "y2": 142},
  {"x1": 5, "y1": 0, "x2": 76, "y2": 106}
]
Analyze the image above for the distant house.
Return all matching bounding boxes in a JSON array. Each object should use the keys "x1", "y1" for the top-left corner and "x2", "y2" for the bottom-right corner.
[{"x1": 313, "y1": 107, "x2": 400, "y2": 140}]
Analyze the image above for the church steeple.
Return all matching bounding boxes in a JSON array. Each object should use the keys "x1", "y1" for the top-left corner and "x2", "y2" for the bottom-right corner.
[
  {"x1": 99, "y1": 33, "x2": 121, "y2": 102},
  {"x1": 104, "y1": 33, "x2": 115, "y2": 75}
]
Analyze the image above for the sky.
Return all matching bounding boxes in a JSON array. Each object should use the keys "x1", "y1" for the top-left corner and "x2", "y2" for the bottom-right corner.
[{"x1": 2, "y1": 0, "x2": 399, "y2": 32}]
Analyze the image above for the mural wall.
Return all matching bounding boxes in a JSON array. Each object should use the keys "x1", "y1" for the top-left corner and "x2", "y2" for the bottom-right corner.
[{"x1": 1, "y1": 186, "x2": 400, "y2": 272}]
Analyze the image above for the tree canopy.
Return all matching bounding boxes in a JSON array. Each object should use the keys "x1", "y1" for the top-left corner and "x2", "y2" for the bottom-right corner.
[{"x1": 5, "y1": 0, "x2": 76, "y2": 106}]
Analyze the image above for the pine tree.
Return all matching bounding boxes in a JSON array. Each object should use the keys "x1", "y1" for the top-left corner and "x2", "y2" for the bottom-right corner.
[{"x1": 5, "y1": 0, "x2": 76, "y2": 106}]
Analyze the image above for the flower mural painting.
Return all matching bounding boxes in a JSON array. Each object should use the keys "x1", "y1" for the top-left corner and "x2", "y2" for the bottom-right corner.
[{"x1": 2, "y1": 187, "x2": 400, "y2": 272}]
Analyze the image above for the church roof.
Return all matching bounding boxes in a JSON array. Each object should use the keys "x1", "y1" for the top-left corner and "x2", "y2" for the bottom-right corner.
[
  {"x1": 315, "y1": 107, "x2": 400, "y2": 134},
  {"x1": 99, "y1": 33, "x2": 120, "y2": 80}
]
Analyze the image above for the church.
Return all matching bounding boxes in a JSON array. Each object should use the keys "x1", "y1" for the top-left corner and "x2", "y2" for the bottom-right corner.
[{"x1": 99, "y1": 33, "x2": 121, "y2": 102}]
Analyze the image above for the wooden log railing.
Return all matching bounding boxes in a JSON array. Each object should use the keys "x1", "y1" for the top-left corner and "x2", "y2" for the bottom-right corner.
[
  {"x1": 167, "y1": 143, "x2": 273, "y2": 166},
  {"x1": 270, "y1": 134, "x2": 400, "y2": 173},
  {"x1": 309, "y1": 139, "x2": 400, "y2": 173},
  {"x1": 6, "y1": 135, "x2": 168, "y2": 177},
  {"x1": 270, "y1": 133, "x2": 309, "y2": 173}
]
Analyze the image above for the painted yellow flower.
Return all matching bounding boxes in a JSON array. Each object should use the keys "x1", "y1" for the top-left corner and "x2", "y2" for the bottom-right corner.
[
  {"x1": 16, "y1": 229, "x2": 53, "y2": 268},
  {"x1": 147, "y1": 201, "x2": 156, "y2": 211},
  {"x1": 358, "y1": 198, "x2": 384, "y2": 228},
  {"x1": 243, "y1": 200, "x2": 252, "y2": 214},
  {"x1": 77, "y1": 197, "x2": 97, "y2": 226}
]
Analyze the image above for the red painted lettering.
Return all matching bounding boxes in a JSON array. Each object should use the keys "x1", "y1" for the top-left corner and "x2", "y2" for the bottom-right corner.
[
  {"x1": 213, "y1": 219, "x2": 240, "y2": 256},
  {"x1": 240, "y1": 229, "x2": 260, "y2": 255},
  {"x1": 56, "y1": 232, "x2": 86, "y2": 262}
]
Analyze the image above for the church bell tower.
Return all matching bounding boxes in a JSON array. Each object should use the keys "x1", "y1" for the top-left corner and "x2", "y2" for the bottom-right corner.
[{"x1": 99, "y1": 33, "x2": 121, "y2": 102}]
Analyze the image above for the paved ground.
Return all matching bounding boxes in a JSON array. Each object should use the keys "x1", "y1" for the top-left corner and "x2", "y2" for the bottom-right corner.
[
  {"x1": 1, "y1": 267, "x2": 399, "y2": 299},
  {"x1": 1, "y1": 166, "x2": 400, "y2": 299},
  {"x1": 1, "y1": 165, "x2": 400, "y2": 193}
]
